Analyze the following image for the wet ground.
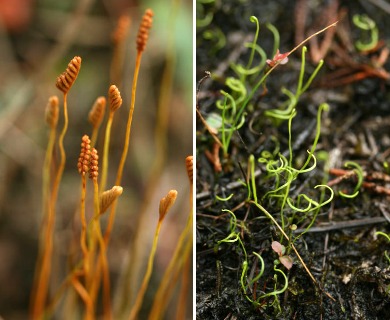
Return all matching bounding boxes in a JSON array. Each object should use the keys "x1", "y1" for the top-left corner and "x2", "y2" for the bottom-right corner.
[{"x1": 196, "y1": 0, "x2": 390, "y2": 318}]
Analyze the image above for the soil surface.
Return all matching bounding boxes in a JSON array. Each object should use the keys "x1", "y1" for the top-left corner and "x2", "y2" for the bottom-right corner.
[{"x1": 196, "y1": 0, "x2": 390, "y2": 319}]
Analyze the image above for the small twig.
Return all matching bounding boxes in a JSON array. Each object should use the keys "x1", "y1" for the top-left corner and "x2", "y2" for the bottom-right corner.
[
  {"x1": 196, "y1": 71, "x2": 224, "y2": 148},
  {"x1": 293, "y1": 216, "x2": 387, "y2": 233},
  {"x1": 204, "y1": 142, "x2": 222, "y2": 172}
]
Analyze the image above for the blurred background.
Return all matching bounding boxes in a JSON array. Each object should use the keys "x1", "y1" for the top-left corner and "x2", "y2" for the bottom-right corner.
[{"x1": 0, "y1": 0, "x2": 192, "y2": 318}]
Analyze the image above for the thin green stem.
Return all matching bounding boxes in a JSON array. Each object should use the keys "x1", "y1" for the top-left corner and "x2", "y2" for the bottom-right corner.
[
  {"x1": 246, "y1": 16, "x2": 260, "y2": 70},
  {"x1": 259, "y1": 266, "x2": 288, "y2": 298},
  {"x1": 266, "y1": 22, "x2": 280, "y2": 58}
]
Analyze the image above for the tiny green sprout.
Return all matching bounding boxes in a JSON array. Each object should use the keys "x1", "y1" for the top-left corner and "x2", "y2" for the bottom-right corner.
[
  {"x1": 216, "y1": 209, "x2": 248, "y2": 261},
  {"x1": 231, "y1": 16, "x2": 267, "y2": 80},
  {"x1": 247, "y1": 16, "x2": 260, "y2": 69},
  {"x1": 259, "y1": 265, "x2": 288, "y2": 299},
  {"x1": 265, "y1": 47, "x2": 325, "y2": 123},
  {"x1": 250, "y1": 252, "x2": 265, "y2": 285},
  {"x1": 240, "y1": 260, "x2": 249, "y2": 293},
  {"x1": 383, "y1": 161, "x2": 390, "y2": 174},
  {"x1": 231, "y1": 42, "x2": 267, "y2": 77},
  {"x1": 241, "y1": 252, "x2": 266, "y2": 304},
  {"x1": 353, "y1": 14, "x2": 378, "y2": 51},
  {"x1": 196, "y1": 1, "x2": 214, "y2": 28},
  {"x1": 203, "y1": 27, "x2": 226, "y2": 53},
  {"x1": 296, "y1": 47, "x2": 324, "y2": 97},
  {"x1": 376, "y1": 232, "x2": 390, "y2": 264},
  {"x1": 216, "y1": 78, "x2": 246, "y2": 113},
  {"x1": 215, "y1": 193, "x2": 234, "y2": 201}
]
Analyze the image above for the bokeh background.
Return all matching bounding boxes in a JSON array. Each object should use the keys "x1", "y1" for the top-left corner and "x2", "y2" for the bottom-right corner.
[{"x1": 0, "y1": 0, "x2": 192, "y2": 318}]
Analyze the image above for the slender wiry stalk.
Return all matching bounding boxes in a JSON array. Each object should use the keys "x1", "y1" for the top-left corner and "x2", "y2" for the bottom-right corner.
[
  {"x1": 100, "y1": 113, "x2": 113, "y2": 192},
  {"x1": 128, "y1": 220, "x2": 163, "y2": 320},
  {"x1": 88, "y1": 147, "x2": 112, "y2": 319},
  {"x1": 104, "y1": 50, "x2": 140, "y2": 243},
  {"x1": 32, "y1": 57, "x2": 81, "y2": 319},
  {"x1": 174, "y1": 240, "x2": 191, "y2": 320},
  {"x1": 82, "y1": 182, "x2": 118, "y2": 314},
  {"x1": 149, "y1": 224, "x2": 192, "y2": 319},
  {"x1": 31, "y1": 57, "x2": 81, "y2": 318},
  {"x1": 80, "y1": 174, "x2": 89, "y2": 277},
  {"x1": 128, "y1": 190, "x2": 177, "y2": 320},
  {"x1": 71, "y1": 276, "x2": 93, "y2": 320},
  {"x1": 100, "y1": 85, "x2": 122, "y2": 193},
  {"x1": 148, "y1": 215, "x2": 193, "y2": 319},
  {"x1": 32, "y1": 94, "x2": 69, "y2": 318},
  {"x1": 30, "y1": 97, "x2": 59, "y2": 319},
  {"x1": 42, "y1": 96, "x2": 59, "y2": 216},
  {"x1": 89, "y1": 10, "x2": 153, "y2": 316},
  {"x1": 114, "y1": 5, "x2": 180, "y2": 311},
  {"x1": 88, "y1": 96, "x2": 106, "y2": 147},
  {"x1": 77, "y1": 135, "x2": 91, "y2": 290},
  {"x1": 175, "y1": 229, "x2": 193, "y2": 318},
  {"x1": 174, "y1": 157, "x2": 193, "y2": 320},
  {"x1": 148, "y1": 156, "x2": 193, "y2": 319},
  {"x1": 104, "y1": 9, "x2": 153, "y2": 244}
]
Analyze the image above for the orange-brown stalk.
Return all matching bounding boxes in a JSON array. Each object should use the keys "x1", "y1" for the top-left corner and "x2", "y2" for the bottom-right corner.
[
  {"x1": 175, "y1": 243, "x2": 191, "y2": 320},
  {"x1": 115, "y1": 6, "x2": 184, "y2": 312},
  {"x1": 77, "y1": 135, "x2": 91, "y2": 286},
  {"x1": 104, "y1": 9, "x2": 153, "y2": 244},
  {"x1": 30, "y1": 96, "x2": 59, "y2": 319},
  {"x1": 90, "y1": 11, "x2": 154, "y2": 316},
  {"x1": 31, "y1": 56, "x2": 81, "y2": 319},
  {"x1": 128, "y1": 190, "x2": 178, "y2": 320},
  {"x1": 100, "y1": 85, "x2": 122, "y2": 193},
  {"x1": 148, "y1": 156, "x2": 193, "y2": 319},
  {"x1": 41, "y1": 267, "x2": 84, "y2": 318},
  {"x1": 172, "y1": 229, "x2": 193, "y2": 319},
  {"x1": 71, "y1": 276, "x2": 94, "y2": 320},
  {"x1": 42, "y1": 96, "x2": 59, "y2": 227},
  {"x1": 87, "y1": 186, "x2": 124, "y2": 315},
  {"x1": 174, "y1": 156, "x2": 194, "y2": 320},
  {"x1": 88, "y1": 148, "x2": 112, "y2": 319},
  {"x1": 88, "y1": 96, "x2": 106, "y2": 147},
  {"x1": 150, "y1": 224, "x2": 193, "y2": 320}
]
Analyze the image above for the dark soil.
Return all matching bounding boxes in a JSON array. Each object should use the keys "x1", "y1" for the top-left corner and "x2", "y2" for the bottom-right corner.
[{"x1": 196, "y1": 0, "x2": 390, "y2": 319}]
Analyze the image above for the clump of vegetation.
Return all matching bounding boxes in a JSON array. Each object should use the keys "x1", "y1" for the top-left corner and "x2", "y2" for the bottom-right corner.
[
  {"x1": 198, "y1": 14, "x2": 337, "y2": 314},
  {"x1": 196, "y1": 1, "x2": 390, "y2": 318},
  {"x1": 27, "y1": 7, "x2": 192, "y2": 320}
]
